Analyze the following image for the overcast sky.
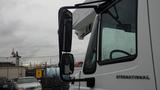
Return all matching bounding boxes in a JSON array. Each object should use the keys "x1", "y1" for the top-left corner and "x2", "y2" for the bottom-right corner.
[{"x1": 0, "y1": 0, "x2": 86, "y2": 58}]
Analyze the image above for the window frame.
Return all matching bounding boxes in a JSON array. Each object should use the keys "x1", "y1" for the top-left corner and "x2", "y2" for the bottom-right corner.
[
  {"x1": 97, "y1": 0, "x2": 138, "y2": 65},
  {"x1": 83, "y1": 15, "x2": 100, "y2": 74}
]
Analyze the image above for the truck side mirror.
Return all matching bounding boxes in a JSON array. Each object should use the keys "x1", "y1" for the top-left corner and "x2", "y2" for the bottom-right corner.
[
  {"x1": 59, "y1": 53, "x2": 74, "y2": 75},
  {"x1": 58, "y1": 8, "x2": 73, "y2": 52}
]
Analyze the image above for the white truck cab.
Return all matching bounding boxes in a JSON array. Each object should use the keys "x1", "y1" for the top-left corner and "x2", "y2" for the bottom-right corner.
[{"x1": 58, "y1": 0, "x2": 160, "y2": 90}]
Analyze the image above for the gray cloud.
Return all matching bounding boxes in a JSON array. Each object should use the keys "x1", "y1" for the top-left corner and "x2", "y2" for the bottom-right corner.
[{"x1": 0, "y1": 0, "x2": 85, "y2": 58}]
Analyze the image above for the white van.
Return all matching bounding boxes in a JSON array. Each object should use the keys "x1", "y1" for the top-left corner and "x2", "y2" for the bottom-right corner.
[{"x1": 58, "y1": 0, "x2": 160, "y2": 90}]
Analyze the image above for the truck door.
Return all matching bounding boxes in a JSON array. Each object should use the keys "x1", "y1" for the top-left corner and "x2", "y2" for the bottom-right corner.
[{"x1": 78, "y1": 0, "x2": 157, "y2": 90}]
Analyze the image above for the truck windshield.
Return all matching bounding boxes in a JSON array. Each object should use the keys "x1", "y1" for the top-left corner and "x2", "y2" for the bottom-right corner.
[{"x1": 100, "y1": 0, "x2": 137, "y2": 62}]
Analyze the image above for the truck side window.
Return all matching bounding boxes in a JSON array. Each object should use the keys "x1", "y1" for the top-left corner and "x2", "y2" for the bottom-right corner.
[{"x1": 99, "y1": 0, "x2": 138, "y2": 65}]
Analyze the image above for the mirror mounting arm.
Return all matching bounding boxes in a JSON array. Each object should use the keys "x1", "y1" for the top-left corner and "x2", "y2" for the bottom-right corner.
[
  {"x1": 75, "y1": 0, "x2": 106, "y2": 7},
  {"x1": 59, "y1": 5, "x2": 98, "y2": 12},
  {"x1": 60, "y1": 74, "x2": 95, "y2": 88},
  {"x1": 60, "y1": 0, "x2": 122, "y2": 14}
]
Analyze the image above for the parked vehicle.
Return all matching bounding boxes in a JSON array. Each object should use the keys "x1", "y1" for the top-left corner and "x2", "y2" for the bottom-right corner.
[
  {"x1": 58, "y1": 0, "x2": 160, "y2": 90},
  {"x1": 0, "y1": 77, "x2": 8, "y2": 89},
  {"x1": 0, "y1": 77, "x2": 16, "y2": 90},
  {"x1": 6, "y1": 80, "x2": 16, "y2": 90},
  {"x1": 15, "y1": 77, "x2": 42, "y2": 90}
]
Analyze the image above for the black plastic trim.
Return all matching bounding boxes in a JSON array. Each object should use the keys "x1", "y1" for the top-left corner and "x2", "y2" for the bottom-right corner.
[
  {"x1": 98, "y1": 55, "x2": 137, "y2": 65},
  {"x1": 83, "y1": 16, "x2": 99, "y2": 75}
]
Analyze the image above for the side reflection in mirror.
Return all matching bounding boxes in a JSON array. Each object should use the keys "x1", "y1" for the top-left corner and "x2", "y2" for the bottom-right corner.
[
  {"x1": 59, "y1": 53, "x2": 74, "y2": 75},
  {"x1": 58, "y1": 8, "x2": 73, "y2": 52}
]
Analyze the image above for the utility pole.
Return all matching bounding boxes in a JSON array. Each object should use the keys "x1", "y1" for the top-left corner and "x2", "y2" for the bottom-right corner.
[
  {"x1": 11, "y1": 49, "x2": 21, "y2": 66},
  {"x1": 15, "y1": 51, "x2": 21, "y2": 66}
]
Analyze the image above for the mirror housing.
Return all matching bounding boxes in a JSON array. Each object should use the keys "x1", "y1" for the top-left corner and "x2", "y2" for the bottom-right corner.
[
  {"x1": 59, "y1": 53, "x2": 74, "y2": 75},
  {"x1": 58, "y1": 8, "x2": 72, "y2": 52}
]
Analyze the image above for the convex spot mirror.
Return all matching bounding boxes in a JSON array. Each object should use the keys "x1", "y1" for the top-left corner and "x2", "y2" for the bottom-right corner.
[
  {"x1": 58, "y1": 8, "x2": 72, "y2": 52},
  {"x1": 60, "y1": 53, "x2": 74, "y2": 75}
]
